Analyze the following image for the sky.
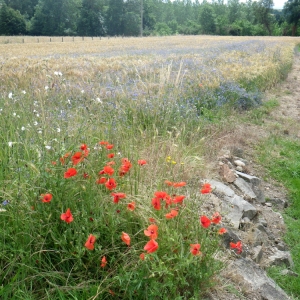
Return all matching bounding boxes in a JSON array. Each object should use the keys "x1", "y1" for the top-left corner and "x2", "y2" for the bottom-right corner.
[
  {"x1": 223, "y1": 0, "x2": 286, "y2": 9},
  {"x1": 243, "y1": 0, "x2": 286, "y2": 9},
  {"x1": 271, "y1": 0, "x2": 286, "y2": 9},
  {"x1": 266, "y1": 0, "x2": 286, "y2": 9}
]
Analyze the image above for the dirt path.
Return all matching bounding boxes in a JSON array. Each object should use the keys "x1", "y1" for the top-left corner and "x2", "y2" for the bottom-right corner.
[
  {"x1": 264, "y1": 51, "x2": 300, "y2": 139},
  {"x1": 206, "y1": 52, "x2": 300, "y2": 299}
]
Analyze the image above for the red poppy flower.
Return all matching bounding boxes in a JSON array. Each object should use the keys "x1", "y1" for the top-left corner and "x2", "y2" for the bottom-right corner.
[
  {"x1": 121, "y1": 232, "x2": 130, "y2": 246},
  {"x1": 165, "y1": 209, "x2": 178, "y2": 219},
  {"x1": 173, "y1": 181, "x2": 186, "y2": 188},
  {"x1": 149, "y1": 217, "x2": 156, "y2": 223},
  {"x1": 111, "y1": 192, "x2": 126, "y2": 203},
  {"x1": 105, "y1": 178, "x2": 117, "y2": 190},
  {"x1": 151, "y1": 197, "x2": 161, "y2": 210},
  {"x1": 164, "y1": 195, "x2": 172, "y2": 207},
  {"x1": 96, "y1": 177, "x2": 107, "y2": 184},
  {"x1": 144, "y1": 239, "x2": 158, "y2": 253},
  {"x1": 83, "y1": 149, "x2": 89, "y2": 157},
  {"x1": 60, "y1": 152, "x2": 71, "y2": 165},
  {"x1": 127, "y1": 202, "x2": 135, "y2": 211},
  {"x1": 41, "y1": 193, "x2": 52, "y2": 203},
  {"x1": 83, "y1": 173, "x2": 90, "y2": 179},
  {"x1": 172, "y1": 195, "x2": 185, "y2": 204},
  {"x1": 190, "y1": 244, "x2": 201, "y2": 256},
  {"x1": 51, "y1": 161, "x2": 57, "y2": 165},
  {"x1": 140, "y1": 253, "x2": 145, "y2": 260},
  {"x1": 60, "y1": 208, "x2": 73, "y2": 223},
  {"x1": 200, "y1": 183, "x2": 212, "y2": 194},
  {"x1": 106, "y1": 161, "x2": 115, "y2": 166},
  {"x1": 80, "y1": 144, "x2": 88, "y2": 150},
  {"x1": 218, "y1": 227, "x2": 227, "y2": 235},
  {"x1": 154, "y1": 191, "x2": 168, "y2": 199},
  {"x1": 72, "y1": 151, "x2": 84, "y2": 165},
  {"x1": 64, "y1": 168, "x2": 77, "y2": 178},
  {"x1": 230, "y1": 241, "x2": 242, "y2": 254},
  {"x1": 85, "y1": 234, "x2": 96, "y2": 250},
  {"x1": 80, "y1": 144, "x2": 89, "y2": 157},
  {"x1": 200, "y1": 215, "x2": 211, "y2": 228},
  {"x1": 144, "y1": 224, "x2": 158, "y2": 240},
  {"x1": 107, "y1": 153, "x2": 115, "y2": 159},
  {"x1": 211, "y1": 212, "x2": 222, "y2": 224},
  {"x1": 101, "y1": 256, "x2": 107, "y2": 268},
  {"x1": 119, "y1": 158, "x2": 132, "y2": 175},
  {"x1": 106, "y1": 144, "x2": 114, "y2": 150},
  {"x1": 165, "y1": 180, "x2": 173, "y2": 186},
  {"x1": 103, "y1": 165, "x2": 114, "y2": 176},
  {"x1": 99, "y1": 141, "x2": 109, "y2": 145},
  {"x1": 138, "y1": 159, "x2": 147, "y2": 166}
]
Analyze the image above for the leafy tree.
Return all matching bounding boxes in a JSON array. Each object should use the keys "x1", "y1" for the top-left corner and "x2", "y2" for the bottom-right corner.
[
  {"x1": 4, "y1": 0, "x2": 38, "y2": 18},
  {"x1": 178, "y1": 19, "x2": 201, "y2": 35},
  {"x1": 154, "y1": 22, "x2": 172, "y2": 35},
  {"x1": 123, "y1": 0, "x2": 140, "y2": 36},
  {"x1": 199, "y1": 3, "x2": 216, "y2": 34},
  {"x1": 77, "y1": 0, "x2": 106, "y2": 36},
  {"x1": 30, "y1": 0, "x2": 80, "y2": 36},
  {"x1": 123, "y1": 12, "x2": 140, "y2": 36},
  {"x1": 283, "y1": 0, "x2": 300, "y2": 35},
  {"x1": 143, "y1": 0, "x2": 157, "y2": 32},
  {"x1": 168, "y1": 19, "x2": 178, "y2": 33},
  {"x1": 253, "y1": 0, "x2": 274, "y2": 35},
  {"x1": 0, "y1": 3, "x2": 26, "y2": 35},
  {"x1": 106, "y1": 0, "x2": 124, "y2": 35},
  {"x1": 228, "y1": 0, "x2": 241, "y2": 23}
]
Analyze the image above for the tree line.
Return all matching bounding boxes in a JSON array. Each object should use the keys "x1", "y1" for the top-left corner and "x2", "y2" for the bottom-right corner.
[{"x1": 0, "y1": 0, "x2": 299, "y2": 37}]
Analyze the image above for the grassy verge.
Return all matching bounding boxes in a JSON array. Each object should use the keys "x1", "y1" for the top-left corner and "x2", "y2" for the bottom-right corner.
[
  {"x1": 0, "y1": 37, "x2": 298, "y2": 299},
  {"x1": 257, "y1": 136, "x2": 300, "y2": 299}
]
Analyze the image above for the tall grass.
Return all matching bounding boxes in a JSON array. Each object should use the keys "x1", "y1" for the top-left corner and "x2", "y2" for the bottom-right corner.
[{"x1": 0, "y1": 36, "x2": 299, "y2": 299}]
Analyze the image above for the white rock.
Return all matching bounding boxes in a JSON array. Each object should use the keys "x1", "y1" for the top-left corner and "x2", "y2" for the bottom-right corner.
[{"x1": 234, "y1": 160, "x2": 245, "y2": 167}]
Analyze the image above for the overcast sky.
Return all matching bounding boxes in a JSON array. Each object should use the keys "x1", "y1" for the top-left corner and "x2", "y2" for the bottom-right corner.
[
  {"x1": 272, "y1": 0, "x2": 286, "y2": 9},
  {"x1": 226, "y1": 0, "x2": 286, "y2": 9}
]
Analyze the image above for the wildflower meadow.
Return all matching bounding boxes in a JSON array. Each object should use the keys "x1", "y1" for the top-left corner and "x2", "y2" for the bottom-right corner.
[{"x1": 0, "y1": 35, "x2": 299, "y2": 299}]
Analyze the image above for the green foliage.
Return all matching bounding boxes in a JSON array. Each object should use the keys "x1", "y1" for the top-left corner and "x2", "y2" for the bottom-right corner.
[
  {"x1": 0, "y1": 0, "x2": 296, "y2": 37},
  {"x1": 283, "y1": 0, "x2": 300, "y2": 36},
  {"x1": 77, "y1": 0, "x2": 106, "y2": 36},
  {"x1": 154, "y1": 22, "x2": 172, "y2": 36},
  {"x1": 0, "y1": 127, "x2": 223, "y2": 298},
  {"x1": 123, "y1": 11, "x2": 140, "y2": 36},
  {"x1": 253, "y1": 0, "x2": 275, "y2": 35},
  {"x1": 199, "y1": 4, "x2": 217, "y2": 34},
  {"x1": 3, "y1": 0, "x2": 38, "y2": 18},
  {"x1": 0, "y1": 4, "x2": 26, "y2": 35},
  {"x1": 178, "y1": 20, "x2": 201, "y2": 35},
  {"x1": 30, "y1": 0, "x2": 80, "y2": 36},
  {"x1": 245, "y1": 98, "x2": 279, "y2": 125},
  {"x1": 257, "y1": 137, "x2": 300, "y2": 298},
  {"x1": 106, "y1": 0, "x2": 124, "y2": 35}
]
